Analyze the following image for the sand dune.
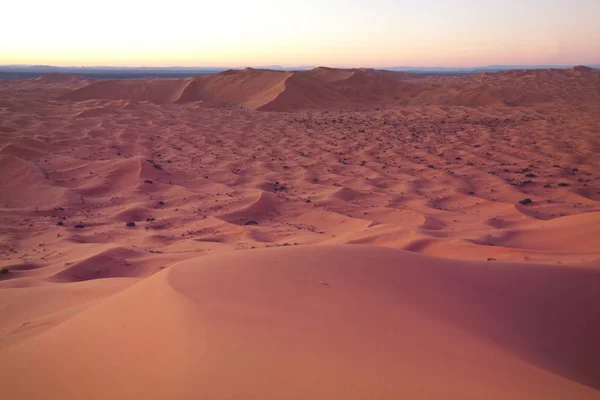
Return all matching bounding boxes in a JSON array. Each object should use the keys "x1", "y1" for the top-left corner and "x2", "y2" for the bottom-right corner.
[
  {"x1": 33, "y1": 73, "x2": 88, "y2": 84},
  {"x1": 58, "y1": 66, "x2": 600, "y2": 111},
  {"x1": 62, "y1": 78, "x2": 193, "y2": 103},
  {"x1": 178, "y1": 68, "x2": 292, "y2": 109},
  {"x1": 60, "y1": 67, "x2": 420, "y2": 110},
  {"x1": 1, "y1": 246, "x2": 599, "y2": 399},
  {"x1": 61, "y1": 67, "x2": 412, "y2": 110},
  {"x1": 1, "y1": 67, "x2": 600, "y2": 398}
]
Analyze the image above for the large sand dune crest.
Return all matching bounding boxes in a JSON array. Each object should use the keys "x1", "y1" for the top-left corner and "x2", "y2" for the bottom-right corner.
[
  {"x1": 58, "y1": 66, "x2": 600, "y2": 111},
  {"x1": 177, "y1": 68, "x2": 292, "y2": 109}
]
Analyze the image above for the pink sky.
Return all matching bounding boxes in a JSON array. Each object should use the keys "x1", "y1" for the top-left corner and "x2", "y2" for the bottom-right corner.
[{"x1": 1, "y1": 0, "x2": 599, "y2": 67}]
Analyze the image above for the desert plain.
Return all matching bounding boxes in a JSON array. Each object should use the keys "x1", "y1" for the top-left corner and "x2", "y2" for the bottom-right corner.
[{"x1": 1, "y1": 66, "x2": 600, "y2": 399}]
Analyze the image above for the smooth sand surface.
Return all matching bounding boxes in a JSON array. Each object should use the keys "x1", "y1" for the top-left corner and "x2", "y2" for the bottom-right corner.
[
  {"x1": 1, "y1": 246, "x2": 600, "y2": 399},
  {"x1": 1, "y1": 67, "x2": 600, "y2": 398}
]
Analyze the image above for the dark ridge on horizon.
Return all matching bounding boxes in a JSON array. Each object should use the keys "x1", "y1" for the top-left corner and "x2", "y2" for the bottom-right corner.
[{"x1": 1, "y1": 64, "x2": 599, "y2": 80}]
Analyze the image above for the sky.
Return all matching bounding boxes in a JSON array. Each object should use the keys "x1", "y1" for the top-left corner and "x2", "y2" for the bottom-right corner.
[{"x1": 2, "y1": 0, "x2": 599, "y2": 67}]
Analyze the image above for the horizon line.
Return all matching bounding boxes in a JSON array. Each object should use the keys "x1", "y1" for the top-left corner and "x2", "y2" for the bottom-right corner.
[
  {"x1": 0, "y1": 62, "x2": 600, "y2": 73},
  {"x1": 2, "y1": 63, "x2": 600, "y2": 70}
]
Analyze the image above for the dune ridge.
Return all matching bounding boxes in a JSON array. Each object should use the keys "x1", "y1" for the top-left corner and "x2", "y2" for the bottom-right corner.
[
  {"x1": 58, "y1": 66, "x2": 600, "y2": 111},
  {"x1": 1, "y1": 246, "x2": 599, "y2": 399}
]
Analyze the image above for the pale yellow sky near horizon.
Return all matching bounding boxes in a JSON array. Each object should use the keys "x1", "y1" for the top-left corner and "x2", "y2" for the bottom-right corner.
[{"x1": 2, "y1": 0, "x2": 599, "y2": 67}]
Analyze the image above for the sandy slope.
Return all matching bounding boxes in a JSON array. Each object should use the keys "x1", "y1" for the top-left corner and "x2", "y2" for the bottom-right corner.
[
  {"x1": 59, "y1": 66, "x2": 600, "y2": 111},
  {"x1": 1, "y1": 67, "x2": 600, "y2": 398},
  {"x1": 1, "y1": 246, "x2": 599, "y2": 399}
]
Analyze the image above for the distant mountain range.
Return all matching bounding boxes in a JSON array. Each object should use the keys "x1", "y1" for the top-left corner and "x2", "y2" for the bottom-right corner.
[
  {"x1": 388, "y1": 65, "x2": 600, "y2": 74},
  {"x1": 0, "y1": 65, "x2": 227, "y2": 79},
  {"x1": 1, "y1": 64, "x2": 599, "y2": 79}
]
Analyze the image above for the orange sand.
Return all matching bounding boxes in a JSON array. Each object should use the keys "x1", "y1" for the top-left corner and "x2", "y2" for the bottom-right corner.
[{"x1": 1, "y1": 67, "x2": 600, "y2": 398}]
